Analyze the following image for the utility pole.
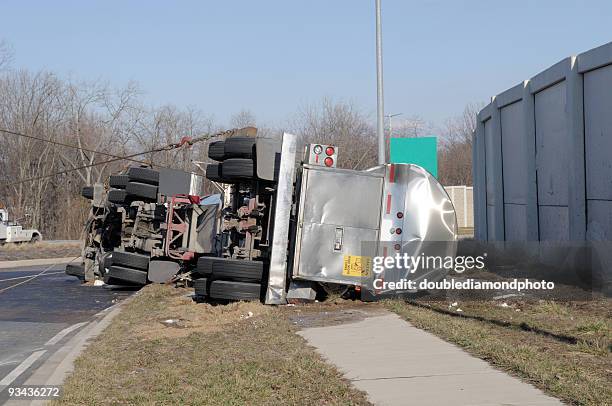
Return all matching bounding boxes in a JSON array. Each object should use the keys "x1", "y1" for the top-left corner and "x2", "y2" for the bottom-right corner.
[{"x1": 375, "y1": 0, "x2": 385, "y2": 165}]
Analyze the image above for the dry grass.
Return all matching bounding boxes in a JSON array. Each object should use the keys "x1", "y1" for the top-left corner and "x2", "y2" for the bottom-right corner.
[
  {"x1": 0, "y1": 241, "x2": 80, "y2": 261},
  {"x1": 386, "y1": 299, "x2": 612, "y2": 406},
  {"x1": 413, "y1": 299, "x2": 611, "y2": 354},
  {"x1": 53, "y1": 285, "x2": 371, "y2": 406}
]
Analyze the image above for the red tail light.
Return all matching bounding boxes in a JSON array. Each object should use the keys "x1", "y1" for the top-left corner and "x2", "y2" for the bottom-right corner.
[
  {"x1": 324, "y1": 157, "x2": 334, "y2": 167},
  {"x1": 325, "y1": 146, "x2": 335, "y2": 156}
]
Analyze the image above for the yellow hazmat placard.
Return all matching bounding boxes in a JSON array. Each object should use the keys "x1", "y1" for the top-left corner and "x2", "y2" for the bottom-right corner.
[{"x1": 342, "y1": 255, "x2": 372, "y2": 277}]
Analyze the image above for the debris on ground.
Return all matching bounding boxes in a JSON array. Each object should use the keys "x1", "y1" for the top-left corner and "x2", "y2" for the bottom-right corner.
[{"x1": 160, "y1": 318, "x2": 185, "y2": 328}]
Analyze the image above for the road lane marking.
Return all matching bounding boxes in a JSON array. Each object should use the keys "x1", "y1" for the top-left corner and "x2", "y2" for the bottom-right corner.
[
  {"x1": 0, "y1": 348, "x2": 45, "y2": 367},
  {"x1": 0, "y1": 350, "x2": 46, "y2": 386},
  {"x1": 45, "y1": 322, "x2": 89, "y2": 346}
]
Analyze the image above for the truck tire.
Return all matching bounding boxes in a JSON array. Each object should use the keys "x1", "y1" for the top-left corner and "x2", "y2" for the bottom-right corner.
[
  {"x1": 127, "y1": 167, "x2": 159, "y2": 185},
  {"x1": 209, "y1": 280, "x2": 262, "y2": 301},
  {"x1": 109, "y1": 174, "x2": 129, "y2": 189},
  {"x1": 193, "y1": 278, "x2": 208, "y2": 296},
  {"x1": 205, "y1": 163, "x2": 223, "y2": 182},
  {"x1": 65, "y1": 263, "x2": 85, "y2": 279},
  {"x1": 126, "y1": 181, "x2": 158, "y2": 201},
  {"x1": 223, "y1": 137, "x2": 256, "y2": 159},
  {"x1": 108, "y1": 189, "x2": 128, "y2": 204},
  {"x1": 207, "y1": 141, "x2": 225, "y2": 161},
  {"x1": 111, "y1": 251, "x2": 150, "y2": 271},
  {"x1": 221, "y1": 158, "x2": 254, "y2": 182},
  {"x1": 29, "y1": 233, "x2": 41, "y2": 243},
  {"x1": 102, "y1": 273, "x2": 140, "y2": 286},
  {"x1": 81, "y1": 186, "x2": 94, "y2": 199},
  {"x1": 107, "y1": 265, "x2": 148, "y2": 285},
  {"x1": 194, "y1": 258, "x2": 263, "y2": 282},
  {"x1": 195, "y1": 257, "x2": 214, "y2": 276}
]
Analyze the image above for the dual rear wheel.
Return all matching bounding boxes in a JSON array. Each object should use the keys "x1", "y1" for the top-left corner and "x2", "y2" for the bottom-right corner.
[
  {"x1": 193, "y1": 257, "x2": 265, "y2": 301},
  {"x1": 206, "y1": 137, "x2": 257, "y2": 184}
]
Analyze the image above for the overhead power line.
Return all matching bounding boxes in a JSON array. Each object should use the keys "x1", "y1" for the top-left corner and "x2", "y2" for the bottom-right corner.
[
  {"x1": 0, "y1": 128, "x2": 154, "y2": 167},
  {"x1": 1, "y1": 144, "x2": 175, "y2": 188},
  {"x1": 0, "y1": 126, "x2": 253, "y2": 188}
]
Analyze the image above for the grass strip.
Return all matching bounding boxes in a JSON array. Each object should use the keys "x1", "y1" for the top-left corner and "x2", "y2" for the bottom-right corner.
[{"x1": 53, "y1": 284, "x2": 370, "y2": 405}]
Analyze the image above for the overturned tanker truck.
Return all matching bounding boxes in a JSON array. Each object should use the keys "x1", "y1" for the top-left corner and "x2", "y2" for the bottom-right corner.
[{"x1": 68, "y1": 127, "x2": 458, "y2": 304}]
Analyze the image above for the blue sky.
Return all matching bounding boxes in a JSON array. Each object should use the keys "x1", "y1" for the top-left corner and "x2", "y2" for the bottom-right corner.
[{"x1": 1, "y1": 1, "x2": 610, "y2": 128}]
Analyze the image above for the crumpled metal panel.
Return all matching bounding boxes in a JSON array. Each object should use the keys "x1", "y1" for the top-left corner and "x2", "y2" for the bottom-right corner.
[
  {"x1": 378, "y1": 164, "x2": 456, "y2": 245},
  {"x1": 372, "y1": 164, "x2": 457, "y2": 292}
]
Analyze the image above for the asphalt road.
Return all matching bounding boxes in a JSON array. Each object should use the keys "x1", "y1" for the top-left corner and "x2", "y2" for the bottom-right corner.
[{"x1": 0, "y1": 263, "x2": 133, "y2": 394}]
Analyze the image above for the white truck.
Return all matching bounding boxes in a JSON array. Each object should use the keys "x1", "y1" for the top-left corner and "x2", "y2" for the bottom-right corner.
[{"x1": 0, "y1": 209, "x2": 42, "y2": 245}]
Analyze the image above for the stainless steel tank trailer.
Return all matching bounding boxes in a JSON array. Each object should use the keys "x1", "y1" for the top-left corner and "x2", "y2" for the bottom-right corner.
[{"x1": 69, "y1": 127, "x2": 458, "y2": 304}]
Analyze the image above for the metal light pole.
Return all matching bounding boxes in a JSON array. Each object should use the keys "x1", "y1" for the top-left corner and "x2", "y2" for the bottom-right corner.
[
  {"x1": 375, "y1": 0, "x2": 385, "y2": 165},
  {"x1": 386, "y1": 113, "x2": 402, "y2": 138}
]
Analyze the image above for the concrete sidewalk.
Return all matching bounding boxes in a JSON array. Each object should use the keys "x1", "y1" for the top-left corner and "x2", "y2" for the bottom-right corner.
[{"x1": 298, "y1": 311, "x2": 563, "y2": 406}]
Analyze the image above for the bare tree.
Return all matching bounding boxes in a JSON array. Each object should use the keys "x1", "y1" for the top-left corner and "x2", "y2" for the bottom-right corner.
[
  {"x1": 230, "y1": 109, "x2": 256, "y2": 128},
  {"x1": 291, "y1": 97, "x2": 376, "y2": 169},
  {"x1": 131, "y1": 104, "x2": 215, "y2": 172},
  {"x1": 0, "y1": 66, "x2": 214, "y2": 238},
  {"x1": 59, "y1": 79, "x2": 142, "y2": 185},
  {"x1": 441, "y1": 103, "x2": 481, "y2": 144},
  {"x1": 389, "y1": 115, "x2": 435, "y2": 138},
  {"x1": 0, "y1": 70, "x2": 64, "y2": 231},
  {"x1": 437, "y1": 102, "x2": 483, "y2": 186}
]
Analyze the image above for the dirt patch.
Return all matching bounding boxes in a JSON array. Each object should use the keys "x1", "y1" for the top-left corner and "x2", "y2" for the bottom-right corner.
[
  {"x1": 134, "y1": 289, "x2": 273, "y2": 340},
  {"x1": 283, "y1": 300, "x2": 386, "y2": 328},
  {"x1": 0, "y1": 241, "x2": 81, "y2": 261}
]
